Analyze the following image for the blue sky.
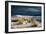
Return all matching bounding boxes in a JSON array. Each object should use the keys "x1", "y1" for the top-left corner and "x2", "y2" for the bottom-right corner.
[{"x1": 11, "y1": 5, "x2": 41, "y2": 16}]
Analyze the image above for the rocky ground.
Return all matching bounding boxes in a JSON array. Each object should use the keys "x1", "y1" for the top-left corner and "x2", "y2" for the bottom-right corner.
[{"x1": 11, "y1": 15, "x2": 41, "y2": 29}]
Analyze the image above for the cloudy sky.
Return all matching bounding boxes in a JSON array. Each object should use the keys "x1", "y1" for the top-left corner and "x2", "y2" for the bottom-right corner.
[{"x1": 11, "y1": 5, "x2": 41, "y2": 16}]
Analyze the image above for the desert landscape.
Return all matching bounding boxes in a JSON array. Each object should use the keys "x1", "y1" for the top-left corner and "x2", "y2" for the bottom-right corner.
[
  {"x1": 11, "y1": 15, "x2": 41, "y2": 29},
  {"x1": 11, "y1": 5, "x2": 41, "y2": 29}
]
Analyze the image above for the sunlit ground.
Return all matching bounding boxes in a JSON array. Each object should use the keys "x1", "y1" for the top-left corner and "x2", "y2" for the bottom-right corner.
[{"x1": 11, "y1": 15, "x2": 41, "y2": 29}]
